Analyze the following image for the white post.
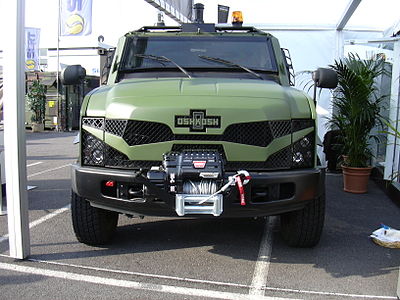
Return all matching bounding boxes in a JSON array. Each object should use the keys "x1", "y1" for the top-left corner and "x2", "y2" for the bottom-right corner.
[
  {"x1": 56, "y1": 0, "x2": 61, "y2": 132},
  {"x1": 335, "y1": 30, "x2": 344, "y2": 60},
  {"x1": 384, "y1": 40, "x2": 400, "y2": 181},
  {"x1": 0, "y1": 174, "x2": 5, "y2": 215},
  {"x1": 3, "y1": 0, "x2": 30, "y2": 259}
]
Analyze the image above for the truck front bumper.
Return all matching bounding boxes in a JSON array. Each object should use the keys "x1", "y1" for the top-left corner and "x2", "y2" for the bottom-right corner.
[{"x1": 71, "y1": 163, "x2": 325, "y2": 218}]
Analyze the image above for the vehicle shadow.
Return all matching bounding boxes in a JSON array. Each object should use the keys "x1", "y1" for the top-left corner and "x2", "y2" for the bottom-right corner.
[{"x1": 29, "y1": 217, "x2": 266, "y2": 262}]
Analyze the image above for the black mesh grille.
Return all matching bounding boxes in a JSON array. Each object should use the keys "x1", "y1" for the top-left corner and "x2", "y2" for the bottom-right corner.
[
  {"x1": 292, "y1": 119, "x2": 314, "y2": 132},
  {"x1": 225, "y1": 147, "x2": 292, "y2": 171},
  {"x1": 120, "y1": 120, "x2": 291, "y2": 147},
  {"x1": 123, "y1": 120, "x2": 174, "y2": 145},
  {"x1": 270, "y1": 120, "x2": 292, "y2": 138},
  {"x1": 104, "y1": 144, "x2": 160, "y2": 169},
  {"x1": 105, "y1": 119, "x2": 127, "y2": 136},
  {"x1": 266, "y1": 146, "x2": 292, "y2": 169},
  {"x1": 224, "y1": 122, "x2": 273, "y2": 147},
  {"x1": 81, "y1": 118, "x2": 315, "y2": 171},
  {"x1": 82, "y1": 117, "x2": 104, "y2": 130}
]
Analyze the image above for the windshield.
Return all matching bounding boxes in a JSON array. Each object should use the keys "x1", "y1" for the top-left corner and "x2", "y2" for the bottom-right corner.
[{"x1": 120, "y1": 35, "x2": 278, "y2": 73}]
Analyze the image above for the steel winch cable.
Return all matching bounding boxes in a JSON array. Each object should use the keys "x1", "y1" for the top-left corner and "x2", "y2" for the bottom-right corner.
[
  {"x1": 183, "y1": 180, "x2": 218, "y2": 195},
  {"x1": 197, "y1": 170, "x2": 251, "y2": 205}
]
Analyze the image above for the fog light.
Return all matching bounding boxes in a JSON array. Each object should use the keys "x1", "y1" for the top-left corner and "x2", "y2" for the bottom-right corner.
[
  {"x1": 92, "y1": 149, "x2": 104, "y2": 164},
  {"x1": 293, "y1": 152, "x2": 304, "y2": 164},
  {"x1": 86, "y1": 135, "x2": 97, "y2": 148},
  {"x1": 300, "y1": 137, "x2": 311, "y2": 148}
]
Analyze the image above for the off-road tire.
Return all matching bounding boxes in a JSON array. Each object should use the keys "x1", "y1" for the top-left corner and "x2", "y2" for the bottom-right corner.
[
  {"x1": 71, "y1": 191, "x2": 119, "y2": 246},
  {"x1": 280, "y1": 194, "x2": 325, "y2": 247}
]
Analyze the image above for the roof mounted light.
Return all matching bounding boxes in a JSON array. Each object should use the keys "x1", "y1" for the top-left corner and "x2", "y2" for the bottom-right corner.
[{"x1": 232, "y1": 11, "x2": 243, "y2": 27}]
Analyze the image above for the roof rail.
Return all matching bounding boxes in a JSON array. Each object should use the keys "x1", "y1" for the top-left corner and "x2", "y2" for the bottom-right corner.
[
  {"x1": 136, "y1": 26, "x2": 181, "y2": 33},
  {"x1": 131, "y1": 25, "x2": 266, "y2": 34},
  {"x1": 215, "y1": 26, "x2": 265, "y2": 33}
]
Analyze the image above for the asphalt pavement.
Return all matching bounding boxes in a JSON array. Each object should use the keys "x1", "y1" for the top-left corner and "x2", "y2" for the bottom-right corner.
[{"x1": 0, "y1": 131, "x2": 399, "y2": 300}]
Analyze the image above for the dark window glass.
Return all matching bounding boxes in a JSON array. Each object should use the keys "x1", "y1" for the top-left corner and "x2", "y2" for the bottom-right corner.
[{"x1": 120, "y1": 36, "x2": 277, "y2": 72}]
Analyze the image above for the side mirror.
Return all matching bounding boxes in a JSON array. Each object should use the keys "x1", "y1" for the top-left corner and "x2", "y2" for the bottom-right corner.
[
  {"x1": 312, "y1": 68, "x2": 337, "y2": 89},
  {"x1": 61, "y1": 65, "x2": 86, "y2": 85}
]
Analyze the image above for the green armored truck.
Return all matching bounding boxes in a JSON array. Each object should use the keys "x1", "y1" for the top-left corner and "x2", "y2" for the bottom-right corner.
[{"x1": 64, "y1": 15, "x2": 337, "y2": 248}]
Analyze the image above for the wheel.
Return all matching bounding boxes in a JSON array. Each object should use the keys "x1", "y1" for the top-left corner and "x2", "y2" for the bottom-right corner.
[
  {"x1": 71, "y1": 191, "x2": 119, "y2": 246},
  {"x1": 280, "y1": 194, "x2": 325, "y2": 247}
]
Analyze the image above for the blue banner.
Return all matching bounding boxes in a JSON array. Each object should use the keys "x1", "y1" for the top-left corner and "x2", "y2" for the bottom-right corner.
[
  {"x1": 25, "y1": 28, "x2": 40, "y2": 71},
  {"x1": 60, "y1": 0, "x2": 92, "y2": 36}
]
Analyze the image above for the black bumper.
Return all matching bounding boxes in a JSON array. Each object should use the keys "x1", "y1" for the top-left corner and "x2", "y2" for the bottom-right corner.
[{"x1": 71, "y1": 163, "x2": 325, "y2": 218}]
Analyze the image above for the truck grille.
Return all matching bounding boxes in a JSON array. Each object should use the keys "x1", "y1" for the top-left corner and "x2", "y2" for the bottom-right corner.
[
  {"x1": 82, "y1": 118, "x2": 314, "y2": 170},
  {"x1": 105, "y1": 119, "x2": 292, "y2": 147},
  {"x1": 105, "y1": 145, "x2": 160, "y2": 169}
]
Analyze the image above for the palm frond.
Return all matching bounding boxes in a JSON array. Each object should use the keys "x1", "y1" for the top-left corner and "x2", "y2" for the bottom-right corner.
[{"x1": 329, "y1": 53, "x2": 388, "y2": 167}]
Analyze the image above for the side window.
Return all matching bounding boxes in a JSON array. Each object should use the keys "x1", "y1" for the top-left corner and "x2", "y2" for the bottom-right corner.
[
  {"x1": 281, "y1": 48, "x2": 295, "y2": 86},
  {"x1": 99, "y1": 48, "x2": 115, "y2": 85}
]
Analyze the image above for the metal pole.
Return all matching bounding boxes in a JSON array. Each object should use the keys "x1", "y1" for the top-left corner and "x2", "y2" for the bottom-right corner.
[
  {"x1": 384, "y1": 40, "x2": 400, "y2": 181},
  {"x1": 0, "y1": 147, "x2": 5, "y2": 215},
  {"x1": 398, "y1": 266, "x2": 400, "y2": 300},
  {"x1": 3, "y1": 0, "x2": 30, "y2": 259},
  {"x1": 56, "y1": 0, "x2": 61, "y2": 131}
]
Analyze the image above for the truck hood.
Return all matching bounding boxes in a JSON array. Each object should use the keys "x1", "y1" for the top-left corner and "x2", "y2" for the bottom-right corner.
[{"x1": 85, "y1": 78, "x2": 313, "y2": 132}]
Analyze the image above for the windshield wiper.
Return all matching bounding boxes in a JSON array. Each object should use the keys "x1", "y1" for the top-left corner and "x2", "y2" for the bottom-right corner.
[
  {"x1": 133, "y1": 54, "x2": 192, "y2": 79},
  {"x1": 198, "y1": 55, "x2": 263, "y2": 80}
]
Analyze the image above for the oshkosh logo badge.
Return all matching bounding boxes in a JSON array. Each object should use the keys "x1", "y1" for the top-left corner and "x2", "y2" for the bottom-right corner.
[{"x1": 175, "y1": 110, "x2": 221, "y2": 132}]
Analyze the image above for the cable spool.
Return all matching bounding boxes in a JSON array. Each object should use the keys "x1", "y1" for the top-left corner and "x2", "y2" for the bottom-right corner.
[{"x1": 183, "y1": 180, "x2": 218, "y2": 194}]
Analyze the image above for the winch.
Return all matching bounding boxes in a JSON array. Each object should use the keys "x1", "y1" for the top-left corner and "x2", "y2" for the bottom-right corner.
[{"x1": 145, "y1": 150, "x2": 251, "y2": 216}]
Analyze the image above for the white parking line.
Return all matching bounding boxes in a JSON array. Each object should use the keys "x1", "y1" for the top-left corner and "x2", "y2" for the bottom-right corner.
[
  {"x1": 0, "y1": 205, "x2": 70, "y2": 243},
  {"x1": 0, "y1": 261, "x2": 295, "y2": 300},
  {"x1": 27, "y1": 162, "x2": 43, "y2": 168},
  {"x1": 28, "y1": 205, "x2": 70, "y2": 228},
  {"x1": 28, "y1": 257, "x2": 250, "y2": 289},
  {"x1": 0, "y1": 254, "x2": 395, "y2": 299},
  {"x1": 249, "y1": 216, "x2": 276, "y2": 296},
  {"x1": 27, "y1": 164, "x2": 70, "y2": 178}
]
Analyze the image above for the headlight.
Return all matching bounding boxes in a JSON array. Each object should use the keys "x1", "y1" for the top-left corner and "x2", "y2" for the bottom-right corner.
[
  {"x1": 81, "y1": 130, "x2": 105, "y2": 166},
  {"x1": 299, "y1": 137, "x2": 311, "y2": 148},
  {"x1": 292, "y1": 132, "x2": 315, "y2": 168},
  {"x1": 292, "y1": 152, "x2": 304, "y2": 164}
]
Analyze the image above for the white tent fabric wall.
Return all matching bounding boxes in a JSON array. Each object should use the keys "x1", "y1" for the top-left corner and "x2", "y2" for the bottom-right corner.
[{"x1": 250, "y1": 27, "x2": 383, "y2": 141}]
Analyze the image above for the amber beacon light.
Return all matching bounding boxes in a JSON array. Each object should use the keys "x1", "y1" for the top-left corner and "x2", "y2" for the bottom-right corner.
[{"x1": 232, "y1": 11, "x2": 243, "y2": 26}]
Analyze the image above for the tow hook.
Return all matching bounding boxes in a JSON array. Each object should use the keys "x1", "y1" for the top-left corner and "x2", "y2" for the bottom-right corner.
[{"x1": 235, "y1": 170, "x2": 251, "y2": 206}]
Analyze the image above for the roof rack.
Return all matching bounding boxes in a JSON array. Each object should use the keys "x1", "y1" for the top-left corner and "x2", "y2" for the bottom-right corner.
[
  {"x1": 131, "y1": 25, "x2": 266, "y2": 34},
  {"x1": 215, "y1": 26, "x2": 264, "y2": 33},
  {"x1": 136, "y1": 26, "x2": 181, "y2": 33}
]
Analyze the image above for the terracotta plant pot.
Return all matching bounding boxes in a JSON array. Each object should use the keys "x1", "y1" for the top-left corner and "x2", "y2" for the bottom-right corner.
[{"x1": 342, "y1": 165, "x2": 372, "y2": 194}]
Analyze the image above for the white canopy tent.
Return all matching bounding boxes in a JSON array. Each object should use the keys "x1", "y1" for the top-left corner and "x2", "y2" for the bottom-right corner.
[{"x1": 0, "y1": 0, "x2": 399, "y2": 260}]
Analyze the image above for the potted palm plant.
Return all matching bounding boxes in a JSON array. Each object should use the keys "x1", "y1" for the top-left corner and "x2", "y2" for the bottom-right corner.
[
  {"x1": 26, "y1": 80, "x2": 47, "y2": 132},
  {"x1": 329, "y1": 53, "x2": 387, "y2": 193}
]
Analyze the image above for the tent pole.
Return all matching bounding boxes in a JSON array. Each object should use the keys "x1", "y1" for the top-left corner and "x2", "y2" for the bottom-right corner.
[{"x1": 3, "y1": 0, "x2": 30, "y2": 259}]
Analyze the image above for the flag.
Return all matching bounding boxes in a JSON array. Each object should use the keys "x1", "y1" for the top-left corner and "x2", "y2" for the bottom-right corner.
[
  {"x1": 25, "y1": 28, "x2": 40, "y2": 71},
  {"x1": 60, "y1": 0, "x2": 92, "y2": 36}
]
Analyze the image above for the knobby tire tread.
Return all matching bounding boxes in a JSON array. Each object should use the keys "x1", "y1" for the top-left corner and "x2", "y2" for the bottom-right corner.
[{"x1": 71, "y1": 191, "x2": 118, "y2": 245}]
